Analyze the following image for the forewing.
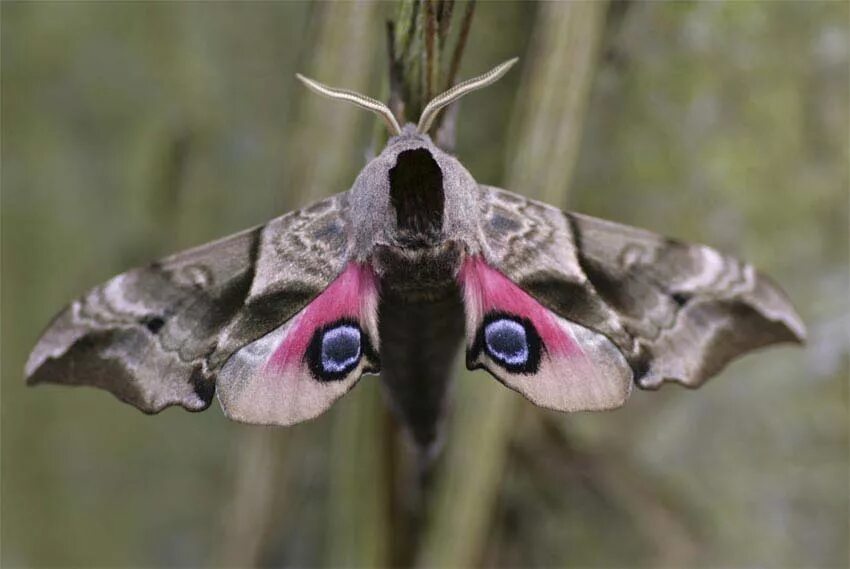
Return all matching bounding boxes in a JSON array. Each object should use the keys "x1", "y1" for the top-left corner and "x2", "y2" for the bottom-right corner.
[
  {"x1": 25, "y1": 193, "x2": 352, "y2": 417},
  {"x1": 478, "y1": 185, "x2": 805, "y2": 393}
]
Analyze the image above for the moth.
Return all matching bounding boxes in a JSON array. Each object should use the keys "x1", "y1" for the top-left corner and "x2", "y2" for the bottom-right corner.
[{"x1": 26, "y1": 59, "x2": 805, "y2": 451}]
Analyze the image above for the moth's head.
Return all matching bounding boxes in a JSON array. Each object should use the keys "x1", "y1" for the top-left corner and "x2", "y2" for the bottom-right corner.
[
  {"x1": 355, "y1": 125, "x2": 465, "y2": 251},
  {"x1": 296, "y1": 59, "x2": 519, "y2": 257}
]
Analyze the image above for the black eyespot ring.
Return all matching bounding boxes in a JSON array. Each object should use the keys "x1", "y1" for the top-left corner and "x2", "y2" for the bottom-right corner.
[
  {"x1": 305, "y1": 318, "x2": 378, "y2": 382},
  {"x1": 469, "y1": 312, "x2": 542, "y2": 374}
]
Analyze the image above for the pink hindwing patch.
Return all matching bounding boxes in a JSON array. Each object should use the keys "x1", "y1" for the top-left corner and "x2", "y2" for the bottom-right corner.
[
  {"x1": 266, "y1": 262, "x2": 379, "y2": 375},
  {"x1": 459, "y1": 256, "x2": 632, "y2": 411},
  {"x1": 217, "y1": 262, "x2": 380, "y2": 426}
]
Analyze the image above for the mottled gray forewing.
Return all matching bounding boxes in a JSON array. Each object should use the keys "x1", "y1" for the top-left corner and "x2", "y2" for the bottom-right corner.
[
  {"x1": 478, "y1": 185, "x2": 805, "y2": 389},
  {"x1": 25, "y1": 193, "x2": 350, "y2": 413}
]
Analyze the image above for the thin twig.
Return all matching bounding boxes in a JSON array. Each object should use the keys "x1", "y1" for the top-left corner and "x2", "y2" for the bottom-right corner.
[
  {"x1": 400, "y1": 0, "x2": 419, "y2": 62},
  {"x1": 386, "y1": 20, "x2": 406, "y2": 122},
  {"x1": 438, "y1": 0, "x2": 454, "y2": 43},
  {"x1": 444, "y1": 0, "x2": 476, "y2": 92},
  {"x1": 418, "y1": 3, "x2": 611, "y2": 565},
  {"x1": 425, "y1": 0, "x2": 437, "y2": 102}
]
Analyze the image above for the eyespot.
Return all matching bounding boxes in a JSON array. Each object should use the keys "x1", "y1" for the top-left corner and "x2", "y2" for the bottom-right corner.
[
  {"x1": 321, "y1": 325, "x2": 361, "y2": 373},
  {"x1": 471, "y1": 312, "x2": 542, "y2": 374},
  {"x1": 306, "y1": 319, "x2": 364, "y2": 381},
  {"x1": 485, "y1": 319, "x2": 528, "y2": 366}
]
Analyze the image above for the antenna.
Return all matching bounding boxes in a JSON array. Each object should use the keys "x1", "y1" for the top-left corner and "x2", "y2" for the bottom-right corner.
[
  {"x1": 295, "y1": 74, "x2": 403, "y2": 137},
  {"x1": 417, "y1": 58, "x2": 519, "y2": 135}
]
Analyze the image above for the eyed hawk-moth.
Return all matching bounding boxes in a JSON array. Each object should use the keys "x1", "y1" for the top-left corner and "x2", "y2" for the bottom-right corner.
[{"x1": 25, "y1": 59, "x2": 805, "y2": 450}]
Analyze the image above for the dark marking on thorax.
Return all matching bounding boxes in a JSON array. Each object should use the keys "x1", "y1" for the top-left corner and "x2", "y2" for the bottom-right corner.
[
  {"x1": 389, "y1": 148, "x2": 444, "y2": 247},
  {"x1": 373, "y1": 241, "x2": 463, "y2": 303}
]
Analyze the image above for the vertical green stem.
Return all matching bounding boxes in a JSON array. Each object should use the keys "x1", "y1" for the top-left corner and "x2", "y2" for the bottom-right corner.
[
  {"x1": 505, "y1": 0, "x2": 609, "y2": 205},
  {"x1": 303, "y1": 3, "x2": 392, "y2": 568},
  {"x1": 416, "y1": 3, "x2": 610, "y2": 566},
  {"x1": 215, "y1": 3, "x2": 382, "y2": 567},
  {"x1": 291, "y1": 2, "x2": 384, "y2": 202}
]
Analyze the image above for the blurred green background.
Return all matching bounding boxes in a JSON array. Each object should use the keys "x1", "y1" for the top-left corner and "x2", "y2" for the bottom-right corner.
[{"x1": 1, "y1": 1, "x2": 847, "y2": 567}]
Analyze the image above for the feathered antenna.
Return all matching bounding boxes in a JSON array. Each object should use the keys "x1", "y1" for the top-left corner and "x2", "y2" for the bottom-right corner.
[
  {"x1": 296, "y1": 57, "x2": 518, "y2": 139},
  {"x1": 296, "y1": 73, "x2": 403, "y2": 136},
  {"x1": 416, "y1": 57, "x2": 518, "y2": 135}
]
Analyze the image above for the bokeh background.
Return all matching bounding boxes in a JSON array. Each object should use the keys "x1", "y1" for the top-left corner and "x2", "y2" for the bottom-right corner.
[{"x1": 2, "y1": 1, "x2": 848, "y2": 567}]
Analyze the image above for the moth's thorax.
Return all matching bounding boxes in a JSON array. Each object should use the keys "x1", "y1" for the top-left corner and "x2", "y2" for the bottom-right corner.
[
  {"x1": 373, "y1": 240, "x2": 464, "y2": 302},
  {"x1": 347, "y1": 125, "x2": 482, "y2": 264}
]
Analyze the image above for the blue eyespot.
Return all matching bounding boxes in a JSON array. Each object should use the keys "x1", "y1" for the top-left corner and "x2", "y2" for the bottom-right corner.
[
  {"x1": 470, "y1": 312, "x2": 542, "y2": 375},
  {"x1": 321, "y1": 325, "x2": 361, "y2": 373},
  {"x1": 307, "y1": 319, "x2": 377, "y2": 382},
  {"x1": 484, "y1": 319, "x2": 529, "y2": 366}
]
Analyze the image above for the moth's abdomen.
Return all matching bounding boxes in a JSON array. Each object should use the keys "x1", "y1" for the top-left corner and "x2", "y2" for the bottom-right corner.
[
  {"x1": 372, "y1": 238, "x2": 466, "y2": 451},
  {"x1": 378, "y1": 282, "x2": 465, "y2": 451}
]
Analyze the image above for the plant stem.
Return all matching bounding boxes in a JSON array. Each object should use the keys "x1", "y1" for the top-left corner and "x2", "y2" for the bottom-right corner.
[{"x1": 416, "y1": 3, "x2": 611, "y2": 566}]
